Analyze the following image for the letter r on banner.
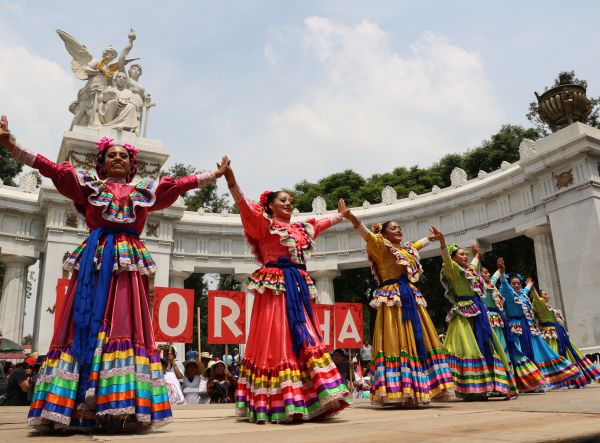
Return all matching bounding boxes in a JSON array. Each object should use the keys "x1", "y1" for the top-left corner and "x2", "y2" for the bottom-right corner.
[{"x1": 208, "y1": 290, "x2": 246, "y2": 344}]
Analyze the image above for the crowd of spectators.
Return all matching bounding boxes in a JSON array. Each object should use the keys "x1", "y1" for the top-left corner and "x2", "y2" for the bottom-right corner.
[{"x1": 160, "y1": 346, "x2": 239, "y2": 406}]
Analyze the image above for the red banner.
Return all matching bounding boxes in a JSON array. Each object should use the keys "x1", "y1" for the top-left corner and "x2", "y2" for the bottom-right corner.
[
  {"x1": 152, "y1": 287, "x2": 195, "y2": 343},
  {"x1": 334, "y1": 303, "x2": 363, "y2": 349},
  {"x1": 312, "y1": 304, "x2": 335, "y2": 352},
  {"x1": 208, "y1": 290, "x2": 246, "y2": 344},
  {"x1": 54, "y1": 279, "x2": 70, "y2": 336}
]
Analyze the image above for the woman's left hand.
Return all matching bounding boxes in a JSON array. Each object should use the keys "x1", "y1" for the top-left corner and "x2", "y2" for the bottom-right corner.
[{"x1": 214, "y1": 155, "x2": 230, "y2": 178}]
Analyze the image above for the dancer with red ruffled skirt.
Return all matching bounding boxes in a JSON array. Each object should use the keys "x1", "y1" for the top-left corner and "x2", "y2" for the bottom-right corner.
[
  {"x1": 223, "y1": 162, "x2": 351, "y2": 423},
  {"x1": 0, "y1": 115, "x2": 228, "y2": 432}
]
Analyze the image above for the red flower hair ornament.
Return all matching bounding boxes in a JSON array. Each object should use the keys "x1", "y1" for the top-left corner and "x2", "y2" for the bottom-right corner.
[{"x1": 259, "y1": 190, "x2": 272, "y2": 209}]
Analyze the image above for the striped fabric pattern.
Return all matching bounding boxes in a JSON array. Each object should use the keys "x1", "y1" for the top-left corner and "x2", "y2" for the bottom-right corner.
[
  {"x1": 235, "y1": 348, "x2": 351, "y2": 423},
  {"x1": 28, "y1": 324, "x2": 171, "y2": 430},
  {"x1": 446, "y1": 355, "x2": 511, "y2": 396},
  {"x1": 370, "y1": 349, "x2": 454, "y2": 405}
]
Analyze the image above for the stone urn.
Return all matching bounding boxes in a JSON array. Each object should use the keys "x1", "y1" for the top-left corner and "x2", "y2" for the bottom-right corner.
[{"x1": 535, "y1": 74, "x2": 592, "y2": 132}]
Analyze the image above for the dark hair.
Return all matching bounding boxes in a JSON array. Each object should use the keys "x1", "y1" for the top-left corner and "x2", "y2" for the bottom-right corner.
[
  {"x1": 160, "y1": 358, "x2": 167, "y2": 368},
  {"x1": 264, "y1": 191, "x2": 286, "y2": 215},
  {"x1": 381, "y1": 221, "x2": 394, "y2": 233},
  {"x1": 164, "y1": 345, "x2": 176, "y2": 357},
  {"x1": 96, "y1": 145, "x2": 138, "y2": 182},
  {"x1": 509, "y1": 276, "x2": 522, "y2": 283}
]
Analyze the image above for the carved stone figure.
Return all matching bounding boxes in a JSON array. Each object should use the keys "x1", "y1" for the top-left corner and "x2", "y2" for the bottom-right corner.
[
  {"x1": 57, "y1": 29, "x2": 139, "y2": 130},
  {"x1": 450, "y1": 167, "x2": 468, "y2": 188},
  {"x1": 98, "y1": 72, "x2": 139, "y2": 131},
  {"x1": 312, "y1": 196, "x2": 327, "y2": 215},
  {"x1": 519, "y1": 138, "x2": 537, "y2": 161},
  {"x1": 381, "y1": 186, "x2": 397, "y2": 204}
]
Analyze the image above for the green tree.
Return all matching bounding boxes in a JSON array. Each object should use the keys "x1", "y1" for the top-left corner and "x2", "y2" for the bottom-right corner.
[{"x1": 0, "y1": 149, "x2": 22, "y2": 186}]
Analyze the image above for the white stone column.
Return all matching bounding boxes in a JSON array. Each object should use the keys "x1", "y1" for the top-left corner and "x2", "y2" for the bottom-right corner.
[
  {"x1": 548, "y1": 196, "x2": 600, "y2": 351},
  {"x1": 234, "y1": 273, "x2": 252, "y2": 357},
  {"x1": 523, "y1": 225, "x2": 564, "y2": 314},
  {"x1": 0, "y1": 255, "x2": 36, "y2": 344},
  {"x1": 312, "y1": 270, "x2": 339, "y2": 304},
  {"x1": 167, "y1": 270, "x2": 192, "y2": 359}
]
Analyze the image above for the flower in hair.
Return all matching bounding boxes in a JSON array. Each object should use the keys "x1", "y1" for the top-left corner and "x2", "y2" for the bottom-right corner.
[
  {"x1": 121, "y1": 143, "x2": 139, "y2": 156},
  {"x1": 96, "y1": 136, "x2": 114, "y2": 152},
  {"x1": 372, "y1": 222, "x2": 382, "y2": 234},
  {"x1": 259, "y1": 190, "x2": 272, "y2": 208},
  {"x1": 447, "y1": 243, "x2": 459, "y2": 256}
]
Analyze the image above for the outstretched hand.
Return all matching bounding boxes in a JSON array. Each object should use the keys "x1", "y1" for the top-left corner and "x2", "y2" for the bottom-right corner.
[
  {"x1": 497, "y1": 257, "x2": 505, "y2": 272},
  {"x1": 470, "y1": 243, "x2": 481, "y2": 258},
  {"x1": 0, "y1": 115, "x2": 15, "y2": 150},
  {"x1": 337, "y1": 198, "x2": 351, "y2": 218},
  {"x1": 214, "y1": 155, "x2": 230, "y2": 179},
  {"x1": 428, "y1": 226, "x2": 443, "y2": 242},
  {"x1": 525, "y1": 277, "x2": 534, "y2": 287}
]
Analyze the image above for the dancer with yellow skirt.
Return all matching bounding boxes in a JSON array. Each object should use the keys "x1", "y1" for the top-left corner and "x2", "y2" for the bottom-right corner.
[{"x1": 340, "y1": 203, "x2": 454, "y2": 406}]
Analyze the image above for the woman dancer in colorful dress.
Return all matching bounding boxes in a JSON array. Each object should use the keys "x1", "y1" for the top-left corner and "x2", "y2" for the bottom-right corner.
[
  {"x1": 339, "y1": 207, "x2": 454, "y2": 406},
  {"x1": 481, "y1": 260, "x2": 546, "y2": 393},
  {"x1": 532, "y1": 288, "x2": 600, "y2": 385},
  {"x1": 222, "y1": 162, "x2": 351, "y2": 423},
  {"x1": 0, "y1": 115, "x2": 228, "y2": 432},
  {"x1": 495, "y1": 263, "x2": 583, "y2": 389},
  {"x1": 436, "y1": 230, "x2": 515, "y2": 400}
]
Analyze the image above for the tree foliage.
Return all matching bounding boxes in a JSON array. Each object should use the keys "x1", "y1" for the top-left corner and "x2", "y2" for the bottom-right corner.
[
  {"x1": 0, "y1": 149, "x2": 22, "y2": 186},
  {"x1": 287, "y1": 124, "x2": 540, "y2": 213}
]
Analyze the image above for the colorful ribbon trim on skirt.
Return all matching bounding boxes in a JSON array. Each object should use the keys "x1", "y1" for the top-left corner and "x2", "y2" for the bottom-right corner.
[
  {"x1": 265, "y1": 257, "x2": 319, "y2": 357},
  {"x1": 541, "y1": 321, "x2": 580, "y2": 362},
  {"x1": 71, "y1": 226, "x2": 139, "y2": 401},
  {"x1": 489, "y1": 306, "x2": 519, "y2": 367},
  {"x1": 457, "y1": 296, "x2": 494, "y2": 371},
  {"x1": 383, "y1": 275, "x2": 427, "y2": 362},
  {"x1": 510, "y1": 315, "x2": 534, "y2": 361}
]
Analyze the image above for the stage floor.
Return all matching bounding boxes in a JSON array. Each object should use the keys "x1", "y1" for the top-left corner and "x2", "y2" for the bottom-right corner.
[{"x1": 2, "y1": 384, "x2": 599, "y2": 442}]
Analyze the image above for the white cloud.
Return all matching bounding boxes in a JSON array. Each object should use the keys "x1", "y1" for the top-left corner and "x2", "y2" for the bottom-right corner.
[
  {"x1": 0, "y1": 40, "x2": 76, "y2": 160},
  {"x1": 243, "y1": 18, "x2": 504, "y2": 195}
]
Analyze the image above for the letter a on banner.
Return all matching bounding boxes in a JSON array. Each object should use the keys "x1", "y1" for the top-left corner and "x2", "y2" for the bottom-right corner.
[
  {"x1": 153, "y1": 287, "x2": 195, "y2": 343},
  {"x1": 208, "y1": 290, "x2": 246, "y2": 344},
  {"x1": 335, "y1": 302, "x2": 363, "y2": 349},
  {"x1": 312, "y1": 304, "x2": 335, "y2": 352}
]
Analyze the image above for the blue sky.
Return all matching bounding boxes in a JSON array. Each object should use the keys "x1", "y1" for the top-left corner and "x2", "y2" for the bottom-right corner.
[{"x1": 2, "y1": 0, "x2": 600, "y2": 200}]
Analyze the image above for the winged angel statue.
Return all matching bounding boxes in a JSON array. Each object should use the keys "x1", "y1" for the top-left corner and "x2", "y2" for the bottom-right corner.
[{"x1": 57, "y1": 29, "x2": 145, "y2": 133}]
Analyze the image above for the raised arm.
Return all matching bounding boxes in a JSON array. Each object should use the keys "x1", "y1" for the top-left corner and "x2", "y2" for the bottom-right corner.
[
  {"x1": 151, "y1": 156, "x2": 228, "y2": 211},
  {"x1": 469, "y1": 244, "x2": 481, "y2": 269},
  {"x1": 223, "y1": 159, "x2": 268, "y2": 240},
  {"x1": 0, "y1": 115, "x2": 88, "y2": 205},
  {"x1": 430, "y1": 226, "x2": 460, "y2": 279},
  {"x1": 339, "y1": 201, "x2": 384, "y2": 256},
  {"x1": 523, "y1": 277, "x2": 534, "y2": 297}
]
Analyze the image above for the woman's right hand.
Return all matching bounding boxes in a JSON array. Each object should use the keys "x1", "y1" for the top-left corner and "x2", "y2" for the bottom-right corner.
[
  {"x1": 497, "y1": 257, "x2": 505, "y2": 272},
  {"x1": 0, "y1": 115, "x2": 15, "y2": 150}
]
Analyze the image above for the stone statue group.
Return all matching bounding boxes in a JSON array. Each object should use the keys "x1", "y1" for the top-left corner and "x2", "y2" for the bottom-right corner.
[{"x1": 57, "y1": 28, "x2": 153, "y2": 135}]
